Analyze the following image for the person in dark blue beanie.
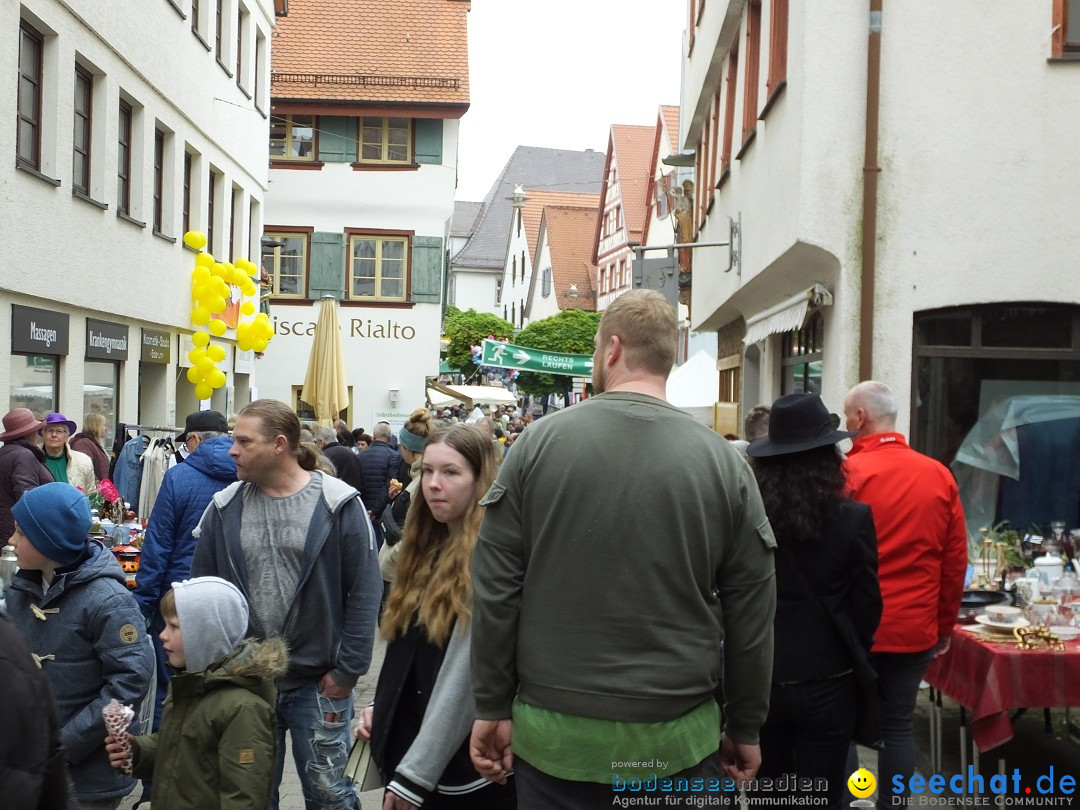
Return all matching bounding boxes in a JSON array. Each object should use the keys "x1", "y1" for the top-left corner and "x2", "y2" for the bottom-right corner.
[{"x1": 7, "y1": 482, "x2": 154, "y2": 810}]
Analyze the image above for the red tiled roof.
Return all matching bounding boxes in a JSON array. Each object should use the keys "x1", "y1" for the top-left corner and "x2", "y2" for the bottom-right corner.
[
  {"x1": 660, "y1": 105, "x2": 680, "y2": 153},
  {"x1": 611, "y1": 124, "x2": 655, "y2": 243},
  {"x1": 271, "y1": 0, "x2": 470, "y2": 107},
  {"x1": 544, "y1": 206, "x2": 601, "y2": 312},
  {"x1": 520, "y1": 190, "x2": 599, "y2": 263}
]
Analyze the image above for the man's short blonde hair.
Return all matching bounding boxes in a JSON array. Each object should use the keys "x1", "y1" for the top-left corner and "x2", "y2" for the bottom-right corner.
[{"x1": 598, "y1": 290, "x2": 678, "y2": 377}]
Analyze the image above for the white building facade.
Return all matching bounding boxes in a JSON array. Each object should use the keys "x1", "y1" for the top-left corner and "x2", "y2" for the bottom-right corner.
[
  {"x1": 255, "y1": 0, "x2": 470, "y2": 427},
  {"x1": 2, "y1": 0, "x2": 279, "y2": 440},
  {"x1": 683, "y1": 1, "x2": 1080, "y2": 443}
]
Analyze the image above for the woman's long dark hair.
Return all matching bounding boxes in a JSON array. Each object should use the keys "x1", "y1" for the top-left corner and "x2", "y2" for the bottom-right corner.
[{"x1": 751, "y1": 444, "x2": 847, "y2": 544}]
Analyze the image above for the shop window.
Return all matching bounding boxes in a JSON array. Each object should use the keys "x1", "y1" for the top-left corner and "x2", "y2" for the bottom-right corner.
[
  {"x1": 261, "y1": 231, "x2": 308, "y2": 297},
  {"x1": 117, "y1": 99, "x2": 132, "y2": 214},
  {"x1": 359, "y1": 117, "x2": 410, "y2": 164},
  {"x1": 73, "y1": 65, "x2": 93, "y2": 194},
  {"x1": 17, "y1": 21, "x2": 43, "y2": 170},
  {"x1": 912, "y1": 304, "x2": 1080, "y2": 540},
  {"x1": 348, "y1": 234, "x2": 408, "y2": 301},
  {"x1": 84, "y1": 361, "x2": 118, "y2": 448},
  {"x1": 9, "y1": 354, "x2": 57, "y2": 416},
  {"x1": 780, "y1": 312, "x2": 823, "y2": 395},
  {"x1": 270, "y1": 115, "x2": 315, "y2": 161},
  {"x1": 1052, "y1": 0, "x2": 1080, "y2": 57}
]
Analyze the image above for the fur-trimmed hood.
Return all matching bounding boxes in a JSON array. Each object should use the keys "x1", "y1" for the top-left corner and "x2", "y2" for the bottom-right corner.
[{"x1": 219, "y1": 636, "x2": 289, "y2": 681}]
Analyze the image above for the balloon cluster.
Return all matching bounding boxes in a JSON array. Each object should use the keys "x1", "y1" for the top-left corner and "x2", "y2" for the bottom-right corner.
[{"x1": 182, "y1": 230, "x2": 274, "y2": 401}]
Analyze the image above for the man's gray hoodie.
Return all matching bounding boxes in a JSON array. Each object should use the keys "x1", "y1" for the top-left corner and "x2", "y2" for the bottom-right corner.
[{"x1": 190, "y1": 472, "x2": 381, "y2": 690}]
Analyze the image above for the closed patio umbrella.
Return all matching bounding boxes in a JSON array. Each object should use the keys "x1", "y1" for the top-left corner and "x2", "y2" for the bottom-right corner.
[{"x1": 301, "y1": 295, "x2": 349, "y2": 426}]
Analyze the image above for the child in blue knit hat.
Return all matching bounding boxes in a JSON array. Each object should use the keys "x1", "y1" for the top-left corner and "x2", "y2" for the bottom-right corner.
[{"x1": 6, "y1": 482, "x2": 154, "y2": 810}]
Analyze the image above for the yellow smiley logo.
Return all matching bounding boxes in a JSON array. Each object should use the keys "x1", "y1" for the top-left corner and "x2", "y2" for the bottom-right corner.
[{"x1": 848, "y1": 768, "x2": 876, "y2": 798}]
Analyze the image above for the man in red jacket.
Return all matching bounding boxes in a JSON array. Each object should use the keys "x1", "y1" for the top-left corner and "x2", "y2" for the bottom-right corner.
[{"x1": 844, "y1": 380, "x2": 968, "y2": 804}]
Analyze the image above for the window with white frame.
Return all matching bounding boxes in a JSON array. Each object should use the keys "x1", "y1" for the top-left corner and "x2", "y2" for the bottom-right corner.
[
  {"x1": 349, "y1": 234, "x2": 407, "y2": 300},
  {"x1": 261, "y1": 231, "x2": 308, "y2": 297},
  {"x1": 359, "y1": 117, "x2": 410, "y2": 163},
  {"x1": 270, "y1": 115, "x2": 314, "y2": 160}
]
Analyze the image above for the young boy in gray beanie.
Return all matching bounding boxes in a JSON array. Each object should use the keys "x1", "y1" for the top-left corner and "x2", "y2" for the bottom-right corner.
[
  {"x1": 6, "y1": 482, "x2": 154, "y2": 810},
  {"x1": 106, "y1": 576, "x2": 287, "y2": 809}
]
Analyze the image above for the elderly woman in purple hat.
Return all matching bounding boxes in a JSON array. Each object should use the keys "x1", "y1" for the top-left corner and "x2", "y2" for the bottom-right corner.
[
  {"x1": 746, "y1": 393, "x2": 882, "y2": 810},
  {"x1": 39, "y1": 412, "x2": 96, "y2": 493},
  {"x1": 0, "y1": 407, "x2": 54, "y2": 541}
]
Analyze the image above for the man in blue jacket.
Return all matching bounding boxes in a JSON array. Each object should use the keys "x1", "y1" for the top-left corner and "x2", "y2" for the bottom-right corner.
[{"x1": 134, "y1": 410, "x2": 236, "y2": 730}]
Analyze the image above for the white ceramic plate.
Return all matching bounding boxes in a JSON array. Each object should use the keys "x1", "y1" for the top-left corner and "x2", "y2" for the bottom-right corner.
[
  {"x1": 975, "y1": 614, "x2": 1030, "y2": 633},
  {"x1": 1049, "y1": 625, "x2": 1080, "y2": 641}
]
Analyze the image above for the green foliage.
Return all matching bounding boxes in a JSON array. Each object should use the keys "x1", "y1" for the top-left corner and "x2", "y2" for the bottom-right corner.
[
  {"x1": 442, "y1": 305, "x2": 515, "y2": 376},
  {"x1": 514, "y1": 309, "x2": 602, "y2": 397}
]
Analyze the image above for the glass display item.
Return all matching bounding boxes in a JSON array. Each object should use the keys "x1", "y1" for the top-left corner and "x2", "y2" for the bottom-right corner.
[{"x1": 1052, "y1": 565, "x2": 1080, "y2": 606}]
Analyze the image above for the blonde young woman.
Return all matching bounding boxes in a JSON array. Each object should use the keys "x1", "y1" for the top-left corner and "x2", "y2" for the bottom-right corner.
[
  {"x1": 379, "y1": 408, "x2": 435, "y2": 581},
  {"x1": 355, "y1": 424, "x2": 515, "y2": 810}
]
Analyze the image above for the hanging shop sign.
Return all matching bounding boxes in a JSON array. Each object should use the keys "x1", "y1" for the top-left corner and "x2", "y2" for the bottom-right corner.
[
  {"x1": 141, "y1": 329, "x2": 172, "y2": 364},
  {"x1": 11, "y1": 305, "x2": 69, "y2": 355},
  {"x1": 86, "y1": 319, "x2": 130, "y2": 361}
]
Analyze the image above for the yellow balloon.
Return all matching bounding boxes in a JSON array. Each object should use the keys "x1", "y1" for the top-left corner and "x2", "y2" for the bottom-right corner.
[
  {"x1": 183, "y1": 231, "x2": 208, "y2": 250},
  {"x1": 194, "y1": 381, "x2": 212, "y2": 401},
  {"x1": 210, "y1": 263, "x2": 227, "y2": 278},
  {"x1": 192, "y1": 266, "x2": 211, "y2": 284},
  {"x1": 192, "y1": 331, "x2": 210, "y2": 348},
  {"x1": 231, "y1": 267, "x2": 248, "y2": 286},
  {"x1": 208, "y1": 295, "x2": 227, "y2": 314},
  {"x1": 237, "y1": 338, "x2": 253, "y2": 352},
  {"x1": 208, "y1": 318, "x2": 227, "y2": 336},
  {"x1": 197, "y1": 357, "x2": 216, "y2": 375},
  {"x1": 253, "y1": 337, "x2": 268, "y2": 352},
  {"x1": 246, "y1": 262, "x2": 260, "y2": 277},
  {"x1": 191, "y1": 306, "x2": 210, "y2": 326},
  {"x1": 241, "y1": 279, "x2": 257, "y2": 296},
  {"x1": 192, "y1": 281, "x2": 213, "y2": 302},
  {"x1": 236, "y1": 321, "x2": 252, "y2": 339},
  {"x1": 187, "y1": 348, "x2": 207, "y2": 365},
  {"x1": 258, "y1": 321, "x2": 274, "y2": 339},
  {"x1": 195, "y1": 252, "x2": 215, "y2": 268},
  {"x1": 208, "y1": 369, "x2": 227, "y2": 388},
  {"x1": 240, "y1": 301, "x2": 255, "y2": 316},
  {"x1": 185, "y1": 366, "x2": 202, "y2": 384},
  {"x1": 207, "y1": 344, "x2": 226, "y2": 362}
]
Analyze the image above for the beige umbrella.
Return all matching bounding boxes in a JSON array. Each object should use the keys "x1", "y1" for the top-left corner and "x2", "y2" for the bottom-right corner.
[{"x1": 301, "y1": 295, "x2": 349, "y2": 426}]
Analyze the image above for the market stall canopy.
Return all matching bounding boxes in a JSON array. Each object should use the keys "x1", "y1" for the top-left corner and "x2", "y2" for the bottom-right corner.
[
  {"x1": 666, "y1": 350, "x2": 719, "y2": 427},
  {"x1": 426, "y1": 382, "x2": 518, "y2": 409},
  {"x1": 300, "y1": 296, "x2": 349, "y2": 426}
]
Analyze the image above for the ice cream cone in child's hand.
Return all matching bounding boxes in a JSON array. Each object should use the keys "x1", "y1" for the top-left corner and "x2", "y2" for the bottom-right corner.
[{"x1": 103, "y1": 699, "x2": 135, "y2": 775}]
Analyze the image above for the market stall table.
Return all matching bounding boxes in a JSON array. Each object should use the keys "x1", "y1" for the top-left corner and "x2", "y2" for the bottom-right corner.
[{"x1": 925, "y1": 624, "x2": 1080, "y2": 776}]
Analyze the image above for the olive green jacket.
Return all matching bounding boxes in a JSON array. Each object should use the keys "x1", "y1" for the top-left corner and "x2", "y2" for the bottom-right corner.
[{"x1": 132, "y1": 638, "x2": 287, "y2": 809}]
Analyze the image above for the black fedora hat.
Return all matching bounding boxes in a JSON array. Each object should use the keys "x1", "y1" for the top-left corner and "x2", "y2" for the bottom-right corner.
[{"x1": 746, "y1": 393, "x2": 854, "y2": 458}]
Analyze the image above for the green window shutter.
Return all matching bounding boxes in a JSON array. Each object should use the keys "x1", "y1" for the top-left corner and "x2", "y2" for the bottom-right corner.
[
  {"x1": 414, "y1": 119, "x2": 443, "y2": 165},
  {"x1": 309, "y1": 232, "x2": 345, "y2": 299},
  {"x1": 411, "y1": 236, "x2": 443, "y2": 303},
  {"x1": 318, "y1": 116, "x2": 357, "y2": 163}
]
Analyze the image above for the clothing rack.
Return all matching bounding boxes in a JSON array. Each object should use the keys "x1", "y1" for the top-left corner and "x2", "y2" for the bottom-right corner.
[{"x1": 120, "y1": 424, "x2": 182, "y2": 434}]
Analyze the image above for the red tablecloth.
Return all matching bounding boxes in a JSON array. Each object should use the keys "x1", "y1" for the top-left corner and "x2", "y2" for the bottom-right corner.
[{"x1": 925, "y1": 626, "x2": 1080, "y2": 751}]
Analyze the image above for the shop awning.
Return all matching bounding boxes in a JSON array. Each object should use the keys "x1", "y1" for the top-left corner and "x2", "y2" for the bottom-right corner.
[
  {"x1": 426, "y1": 381, "x2": 519, "y2": 409},
  {"x1": 743, "y1": 283, "x2": 834, "y2": 345}
]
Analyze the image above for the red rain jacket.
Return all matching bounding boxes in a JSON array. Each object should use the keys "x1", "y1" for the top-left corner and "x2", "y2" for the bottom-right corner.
[{"x1": 845, "y1": 432, "x2": 968, "y2": 653}]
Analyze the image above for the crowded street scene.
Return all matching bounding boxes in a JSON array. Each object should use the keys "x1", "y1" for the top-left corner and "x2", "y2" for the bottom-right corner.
[{"x1": 3, "y1": 0, "x2": 1080, "y2": 809}]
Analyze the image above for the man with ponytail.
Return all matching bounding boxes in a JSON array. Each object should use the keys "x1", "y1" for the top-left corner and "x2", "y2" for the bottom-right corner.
[{"x1": 191, "y1": 399, "x2": 381, "y2": 810}]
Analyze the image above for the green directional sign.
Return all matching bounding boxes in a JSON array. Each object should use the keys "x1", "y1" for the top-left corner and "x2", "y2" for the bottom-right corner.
[{"x1": 481, "y1": 339, "x2": 593, "y2": 377}]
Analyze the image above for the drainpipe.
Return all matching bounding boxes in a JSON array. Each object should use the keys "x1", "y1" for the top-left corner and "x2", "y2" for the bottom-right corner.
[{"x1": 859, "y1": 0, "x2": 883, "y2": 381}]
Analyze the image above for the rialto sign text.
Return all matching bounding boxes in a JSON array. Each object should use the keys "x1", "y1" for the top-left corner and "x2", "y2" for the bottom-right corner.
[{"x1": 273, "y1": 316, "x2": 417, "y2": 340}]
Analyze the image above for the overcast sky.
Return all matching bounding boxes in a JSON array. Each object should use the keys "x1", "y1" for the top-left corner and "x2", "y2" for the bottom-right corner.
[{"x1": 455, "y1": 1, "x2": 686, "y2": 201}]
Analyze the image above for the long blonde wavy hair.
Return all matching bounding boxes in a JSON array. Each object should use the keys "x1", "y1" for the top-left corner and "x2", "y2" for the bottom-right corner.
[{"x1": 380, "y1": 424, "x2": 497, "y2": 647}]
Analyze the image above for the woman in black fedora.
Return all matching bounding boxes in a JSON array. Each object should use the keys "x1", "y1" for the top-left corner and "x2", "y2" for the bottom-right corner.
[{"x1": 746, "y1": 393, "x2": 882, "y2": 810}]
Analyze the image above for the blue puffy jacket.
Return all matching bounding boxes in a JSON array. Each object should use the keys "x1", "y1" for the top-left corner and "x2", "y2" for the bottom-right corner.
[
  {"x1": 8, "y1": 541, "x2": 154, "y2": 805},
  {"x1": 134, "y1": 436, "x2": 237, "y2": 616},
  {"x1": 357, "y1": 441, "x2": 400, "y2": 518}
]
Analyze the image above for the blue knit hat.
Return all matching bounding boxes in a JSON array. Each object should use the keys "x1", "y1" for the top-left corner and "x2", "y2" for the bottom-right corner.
[{"x1": 12, "y1": 483, "x2": 91, "y2": 566}]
